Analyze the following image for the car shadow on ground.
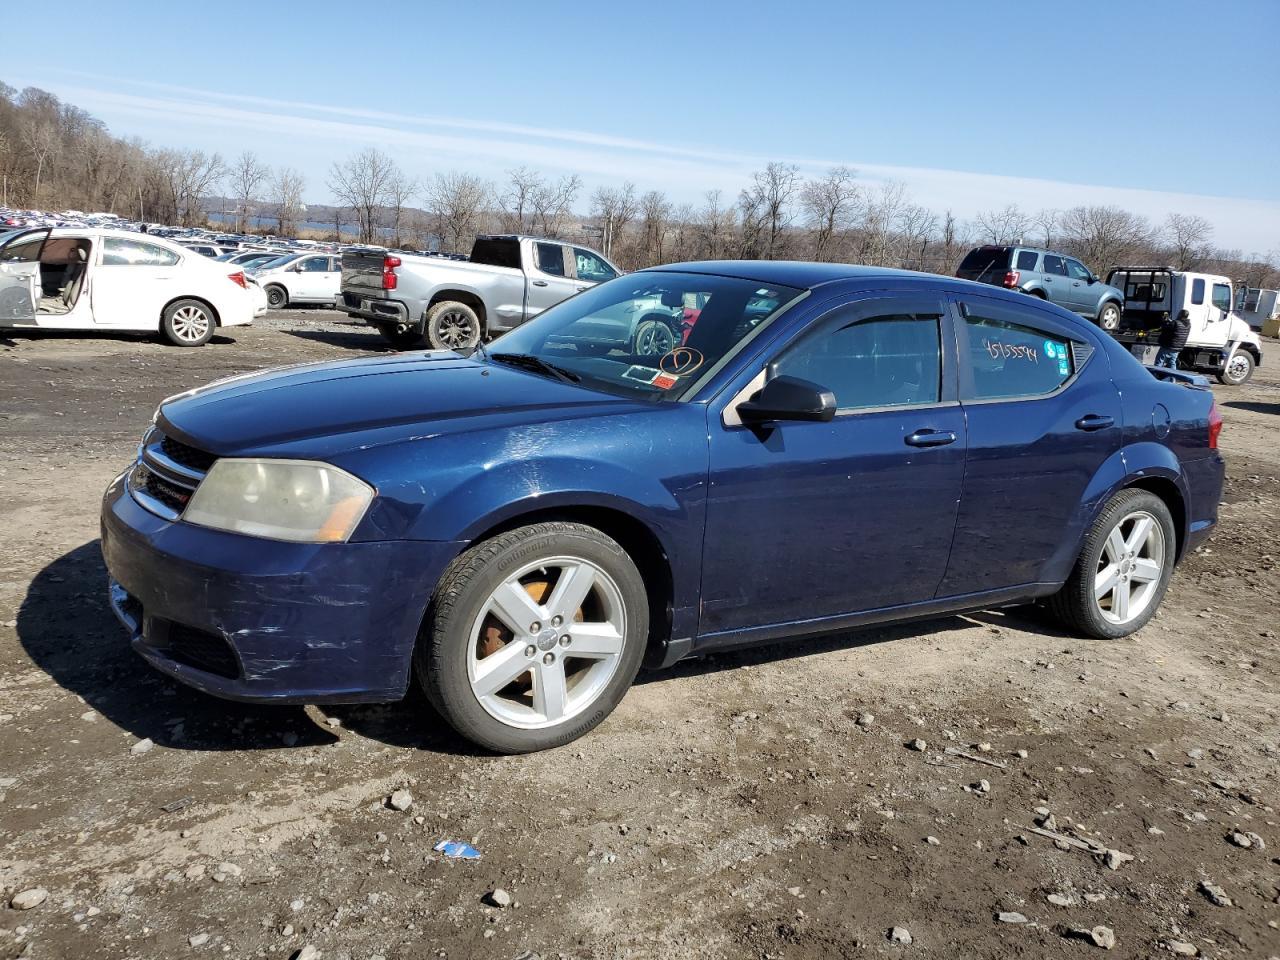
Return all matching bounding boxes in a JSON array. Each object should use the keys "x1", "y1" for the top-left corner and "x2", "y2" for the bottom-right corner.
[
  {"x1": 280, "y1": 327, "x2": 397, "y2": 353},
  {"x1": 0, "y1": 330, "x2": 235, "y2": 347},
  {"x1": 18, "y1": 541, "x2": 336, "y2": 753},
  {"x1": 20, "y1": 543, "x2": 1071, "y2": 756},
  {"x1": 1222, "y1": 400, "x2": 1279, "y2": 415}
]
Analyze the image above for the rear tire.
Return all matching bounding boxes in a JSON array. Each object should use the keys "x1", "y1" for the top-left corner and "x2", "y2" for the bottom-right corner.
[
  {"x1": 161, "y1": 299, "x2": 215, "y2": 347},
  {"x1": 1217, "y1": 350, "x2": 1254, "y2": 385},
  {"x1": 1097, "y1": 302, "x2": 1121, "y2": 331},
  {"x1": 426, "y1": 301, "x2": 482, "y2": 351},
  {"x1": 377, "y1": 323, "x2": 425, "y2": 350},
  {"x1": 415, "y1": 522, "x2": 649, "y2": 753},
  {"x1": 1046, "y1": 489, "x2": 1176, "y2": 639},
  {"x1": 265, "y1": 284, "x2": 288, "y2": 309}
]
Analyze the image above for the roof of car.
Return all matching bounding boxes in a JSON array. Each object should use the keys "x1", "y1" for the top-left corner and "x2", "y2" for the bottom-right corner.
[{"x1": 646, "y1": 260, "x2": 930, "y2": 288}]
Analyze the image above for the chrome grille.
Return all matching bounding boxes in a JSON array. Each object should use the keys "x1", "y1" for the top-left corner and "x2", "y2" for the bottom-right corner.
[{"x1": 128, "y1": 427, "x2": 216, "y2": 520}]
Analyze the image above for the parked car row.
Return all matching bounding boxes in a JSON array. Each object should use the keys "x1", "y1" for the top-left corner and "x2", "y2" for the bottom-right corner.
[{"x1": 956, "y1": 244, "x2": 1264, "y2": 385}]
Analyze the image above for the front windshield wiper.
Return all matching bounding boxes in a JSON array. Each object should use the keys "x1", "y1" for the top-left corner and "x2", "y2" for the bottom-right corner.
[{"x1": 488, "y1": 352, "x2": 581, "y2": 384}]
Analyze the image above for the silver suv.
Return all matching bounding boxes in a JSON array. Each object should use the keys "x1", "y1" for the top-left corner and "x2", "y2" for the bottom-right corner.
[{"x1": 957, "y1": 245, "x2": 1125, "y2": 330}]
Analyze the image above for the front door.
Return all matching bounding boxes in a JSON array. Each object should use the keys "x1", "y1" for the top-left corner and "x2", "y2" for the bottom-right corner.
[
  {"x1": 1064, "y1": 258, "x2": 1094, "y2": 312},
  {"x1": 699, "y1": 295, "x2": 967, "y2": 638},
  {"x1": 0, "y1": 229, "x2": 49, "y2": 323},
  {"x1": 1040, "y1": 253, "x2": 1070, "y2": 308},
  {"x1": 524, "y1": 241, "x2": 578, "y2": 317},
  {"x1": 938, "y1": 295, "x2": 1123, "y2": 596},
  {"x1": 292, "y1": 255, "x2": 334, "y2": 300}
]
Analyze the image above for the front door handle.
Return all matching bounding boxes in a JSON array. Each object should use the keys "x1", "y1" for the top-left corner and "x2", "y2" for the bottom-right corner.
[
  {"x1": 1075, "y1": 414, "x2": 1115, "y2": 431},
  {"x1": 905, "y1": 429, "x2": 958, "y2": 448},
  {"x1": 531, "y1": 279, "x2": 548, "y2": 287}
]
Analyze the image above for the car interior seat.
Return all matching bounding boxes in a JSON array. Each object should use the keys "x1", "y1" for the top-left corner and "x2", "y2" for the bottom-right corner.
[{"x1": 61, "y1": 244, "x2": 89, "y2": 309}]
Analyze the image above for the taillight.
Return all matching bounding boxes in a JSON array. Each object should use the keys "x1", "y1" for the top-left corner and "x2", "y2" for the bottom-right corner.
[
  {"x1": 228, "y1": 270, "x2": 246, "y2": 288},
  {"x1": 1002, "y1": 270, "x2": 1020, "y2": 288},
  {"x1": 382, "y1": 255, "x2": 401, "y2": 291},
  {"x1": 1208, "y1": 400, "x2": 1222, "y2": 449}
]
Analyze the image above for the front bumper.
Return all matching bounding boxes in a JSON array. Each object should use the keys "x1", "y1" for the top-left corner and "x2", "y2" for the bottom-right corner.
[{"x1": 100, "y1": 473, "x2": 463, "y2": 704}]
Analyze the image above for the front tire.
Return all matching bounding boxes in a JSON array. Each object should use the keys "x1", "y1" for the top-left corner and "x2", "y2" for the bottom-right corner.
[
  {"x1": 416, "y1": 522, "x2": 649, "y2": 753},
  {"x1": 633, "y1": 314, "x2": 678, "y2": 356},
  {"x1": 161, "y1": 299, "x2": 214, "y2": 347},
  {"x1": 1047, "y1": 489, "x2": 1175, "y2": 639},
  {"x1": 265, "y1": 284, "x2": 288, "y2": 309},
  {"x1": 1217, "y1": 350, "x2": 1254, "y2": 385},
  {"x1": 426, "y1": 301, "x2": 482, "y2": 351},
  {"x1": 1097, "y1": 302, "x2": 1121, "y2": 331}
]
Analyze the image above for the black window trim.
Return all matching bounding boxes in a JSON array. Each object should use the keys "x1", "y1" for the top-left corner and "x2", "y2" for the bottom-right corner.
[{"x1": 951, "y1": 295, "x2": 1096, "y2": 406}]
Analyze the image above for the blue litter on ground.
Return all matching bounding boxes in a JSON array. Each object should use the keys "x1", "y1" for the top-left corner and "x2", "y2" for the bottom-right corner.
[{"x1": 434, "y1": 840, "x2": 481, "y2": 860}]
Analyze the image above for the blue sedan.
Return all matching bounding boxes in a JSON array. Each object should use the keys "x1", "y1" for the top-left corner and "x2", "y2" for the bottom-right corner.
[{"x1": 101, "y1": 262, "x2": 1225, "y2": 752}]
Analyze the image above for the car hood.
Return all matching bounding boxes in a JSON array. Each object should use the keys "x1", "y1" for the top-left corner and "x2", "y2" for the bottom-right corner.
[{"x1": 156, "y1": 352, "x2": 639, "y2": 458}]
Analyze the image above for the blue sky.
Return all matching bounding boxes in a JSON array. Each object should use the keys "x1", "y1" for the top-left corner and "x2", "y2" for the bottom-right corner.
[{"x1": 7, "y1": 0, "x2": 1279, "y2": 252}]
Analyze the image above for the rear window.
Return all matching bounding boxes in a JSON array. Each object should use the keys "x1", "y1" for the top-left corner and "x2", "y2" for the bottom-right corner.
[
  {"x1": 958, "y1": 248, "x2": 1011, "y2": 278},
  {"x1": 470, "y1": 237, "x2": 520, "y2": 269}
]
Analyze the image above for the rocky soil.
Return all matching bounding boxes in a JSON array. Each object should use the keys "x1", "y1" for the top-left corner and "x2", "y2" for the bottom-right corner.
[{"x1": 0, "y1": 313, "x2": 1277, "y2": 959}]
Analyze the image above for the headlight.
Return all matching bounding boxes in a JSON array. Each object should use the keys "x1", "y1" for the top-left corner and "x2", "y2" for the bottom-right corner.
[{"x1": 183, "y1": 459, "x2": 374, "y2": 543}]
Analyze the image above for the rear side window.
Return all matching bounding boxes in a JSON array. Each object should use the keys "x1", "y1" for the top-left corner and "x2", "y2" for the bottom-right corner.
[
  {"x1": 1191, "y1": 279, "x2": 1205, "y2": 304},
  {"x1": 964, "y1": 313, "x2": 1074, "y2": 400},
  {"x1": 1016, "y1": 250, "x2": 1039, "y2": 271},
  {"x1": 1211, "y1": 283, "x2": 1231, "y2": 312},
  {"x1": 102, "y1": 238, "x2": 180, "y2": 266},
  {"x1": 535, "y1": 242, "x2": 565, "y2": 277},
  {"x1": 1042, "y1": 255, "x2": 1068, "y2": 276},
  {"x1": 772, "y1": 310, "x2": 942, "y2": 411}
]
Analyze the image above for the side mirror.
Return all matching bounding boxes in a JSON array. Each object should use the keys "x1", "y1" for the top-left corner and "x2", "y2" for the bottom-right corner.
[
  {"x1": 1088, "y1": 275, "x2": 1098, "y2": 284},
  {"x1": 737, "y1": 375, "x2": 836, "y2": 425}
]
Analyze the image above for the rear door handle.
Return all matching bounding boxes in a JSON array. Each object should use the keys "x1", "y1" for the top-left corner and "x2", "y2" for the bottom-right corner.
[
  {"x1": 531, "y1": 279, "x2": 548, "y2": 287},
  {"x1": 905, "y1": 429, "x2": 958, "y2": 448},
  {"x1": 1075, "y1": 414, "x2": 1115, "y2": 431}
]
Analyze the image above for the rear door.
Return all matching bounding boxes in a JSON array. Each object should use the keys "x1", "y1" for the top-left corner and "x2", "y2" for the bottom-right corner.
[
  {"x1": 523, "y1": 240, "x2": 578, "y2": 317},
  {"x1": 92, "y1": 236, "x2": 182, "y2": 327},
  {"x1": 938, "y1": 295, "x2": 1121, "y2": 596},
  {"x1": 0, "y1": 229, "x2": 48, "y2": 323},
  {"x1": 1040, "y1": 254, "x2": 1070, "y2": 307}
]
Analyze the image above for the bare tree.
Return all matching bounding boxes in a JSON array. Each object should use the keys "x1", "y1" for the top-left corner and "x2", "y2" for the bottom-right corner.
[
  {"x1": 740, "y1": 162, "x2": 800, "y2": 259},
  {"x1": 1032, "y1": 208, "x2": 1060, "y2": 248},
  {"x1": 229, "y1": 151, "x2": 270, "y2": 233},
  {"x1": 590, "y1": 182, "x2": 638, "y2": 260},
  {"x1": 327, "y1": 148, "x2": 398, "y2": 243},
  {"x1": 529, "y1": 174, "x2": 581, "y2": 239},
  {"x1": 385, "y1": 170, "x2": 421, "y2": 248},
  {"x1": 497, "y1": 167, "x2": 543, "y2": 233},
  {"x1": 897, "y1": 204, "x2": 938, "y2": 270},
  {"x1": 1165, "y1": 213, "x2": 1214, "y2": 269},
  {"x1": 270, "y1": 167, "x2": 306, "y2": 236},
  {"x1": 427, "y1": 171, "x2": 491, "y2": 253},
  {"x1": 153, "y1": 149, "x2": 224, "y2": 226},
  {"x1": 1057, "y1": 205, "x2": 1154, "y2": 273},
  {"x1": 800, "y1": 166, "x2": 858, "y2": 261},
  {"x1": 854, "y1": 181, "x2": 907, "y2": 266},
  {"x1": 973, "y1": 203, "x2": 1033, "y2": 244},
  {"x1": 695, "y1": 190, "x2": 736, "y2": 260},
  {"x1": 636, "y1": 189, "x2": 672, "y2": 267},
  {"x1": 21, "y1": 116, "x2": 58, "y2": 201}
]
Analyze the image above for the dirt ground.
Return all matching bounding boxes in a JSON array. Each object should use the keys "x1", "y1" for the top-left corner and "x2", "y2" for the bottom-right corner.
[{"x1": 0, "y1": 310, "x2": 1277, "y2": 960}]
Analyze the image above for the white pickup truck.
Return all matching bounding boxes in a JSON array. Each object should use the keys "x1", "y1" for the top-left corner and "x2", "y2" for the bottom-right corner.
[
  {"x1": 1104, "y1": 266, "x2": 1265, "y2": 385},
  {"x1": 340, "y1": 234, "x2": 621, "y2": 350}
]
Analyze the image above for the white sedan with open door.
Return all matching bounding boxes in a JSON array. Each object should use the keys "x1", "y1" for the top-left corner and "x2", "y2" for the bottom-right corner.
[{"x1": 0, "y1": 227, "x2": 259, "y2": 346}]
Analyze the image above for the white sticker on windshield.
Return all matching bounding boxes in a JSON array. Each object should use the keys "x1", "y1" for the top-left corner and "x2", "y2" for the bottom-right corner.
[{"x1": 621, "y1": 365, "x2": 661, "y2": 385}]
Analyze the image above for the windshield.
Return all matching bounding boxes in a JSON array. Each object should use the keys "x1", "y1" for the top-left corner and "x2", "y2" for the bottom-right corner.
[{"x1": 488, "y1": 271, "x2": 804, "y2": 401}]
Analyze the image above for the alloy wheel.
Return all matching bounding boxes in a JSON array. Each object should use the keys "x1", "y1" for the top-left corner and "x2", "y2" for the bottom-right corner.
[
  {"x1": 1093, "y1": 510, "x2": 1165, "y2": 625},
  {"x1": 634, "y1": 320, "x2": 675, "y2": 356},
  {"x1": 467, "y1": 556, "x2": 627, "y2": 729},
  {"x1": 171, "y1": 305, "x2": 211, "y2": 343},
  {"x1": 434, "y1": 309, "x2": 480, "y2": 349}
]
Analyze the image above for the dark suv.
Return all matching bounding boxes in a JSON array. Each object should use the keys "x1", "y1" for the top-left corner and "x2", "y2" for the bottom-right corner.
[{"x1": 957, "y1": 245, "x2": 1124, "y2": 330}]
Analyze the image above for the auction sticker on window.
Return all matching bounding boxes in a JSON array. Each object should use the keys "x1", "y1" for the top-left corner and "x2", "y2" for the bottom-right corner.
[{"x1": 621, "y1": 365, "x2": 661, "y2": 385}]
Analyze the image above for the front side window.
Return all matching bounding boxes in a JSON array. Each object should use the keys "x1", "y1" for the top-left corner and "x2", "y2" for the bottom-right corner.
[
  {"x1": 1066, "y1": 259, "x2": 1092, "y2": 281},
  {"x1": 964, "y1": 313, "x2": 1074, "y2": 400},
  {"x1": 489, "y1": 271, "x2": 803, "y2": 401},
  {"x1": 1042, "y1": 255, "x2": 1068, "y2": 276},
  {"x1": 1191, "y1": 278, "x2": 1205, "y2": 304},
  {"x1": 102, "y1": 238, "x2": 180, "y2": 266},
  {"x1": 535, "y1": 242, "x2": 565, "y2": 277},
  {"x1": 1211, "y1": 283, "x2": 1231, "y2": 312},
  {"x1": 573, "y1": 248, "x2": 616, "y2": 283},
  {"x1": 1016, "y1": 250, "x2": 1040, "y2": 272},
  {"x1": 299, "y1": 256, "x2": 330, "y2": 272},
  {"x1": 773, "y1": 310, "x2": 941, "y2": 411},
  {"x1": 0, "y1": 235, "x2": 45, "y2": 263}
]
